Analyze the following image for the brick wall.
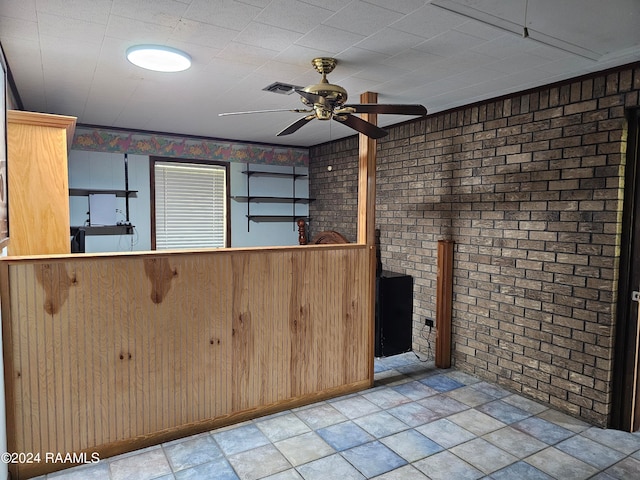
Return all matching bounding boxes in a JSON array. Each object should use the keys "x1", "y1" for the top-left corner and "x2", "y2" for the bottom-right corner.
[
  {"x1": 309, "y1": 63, "x2": 640, "y2": 427},
  {"x1": 307, "y1": 137, "x2": 360, "y2": 241}
]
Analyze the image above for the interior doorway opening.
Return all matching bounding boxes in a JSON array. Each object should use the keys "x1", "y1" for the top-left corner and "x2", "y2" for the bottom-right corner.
[{"x1": 612, "y1": 108, "x2": 640, "y2": 432}]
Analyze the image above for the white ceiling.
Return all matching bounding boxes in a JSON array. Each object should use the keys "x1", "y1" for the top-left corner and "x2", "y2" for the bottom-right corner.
[{"x1": 1, "y1": 0, "x2": 639, "y2": 147}]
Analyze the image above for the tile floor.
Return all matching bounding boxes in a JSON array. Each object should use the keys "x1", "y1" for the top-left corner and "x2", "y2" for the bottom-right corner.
[{"x1": 36, "y1": 352, "x2": 640, "y2": 480}]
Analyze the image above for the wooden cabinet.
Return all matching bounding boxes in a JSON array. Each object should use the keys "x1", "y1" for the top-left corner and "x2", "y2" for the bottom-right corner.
[{"x1": 7, "y1": 110, "x2": 76, "y2": 256}]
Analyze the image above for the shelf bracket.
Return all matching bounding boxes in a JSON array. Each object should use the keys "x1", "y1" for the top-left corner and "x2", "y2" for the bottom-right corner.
[{"x1": 124, "y1": 154, "x2": 130, "y2": 224}]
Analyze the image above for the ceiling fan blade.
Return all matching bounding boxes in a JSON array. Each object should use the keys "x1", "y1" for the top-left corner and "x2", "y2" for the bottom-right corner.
[
  {"x1": 277, "y1": 115, "x2": 315, "y2": 136},
  {"x1": 341, "y1": 104, "x2": 428, "y2": 116},
  {"x1": 334, "y1": 114, "x2": 388, "y2": 139},
  {"x1": 219, "y1": 108, "x2": 311, "y2": 116}
]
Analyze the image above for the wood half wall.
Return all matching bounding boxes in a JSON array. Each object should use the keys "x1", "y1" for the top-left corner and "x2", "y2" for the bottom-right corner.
[{"x1": 1, "y1": 245, "x2": 372, "y2": 479}]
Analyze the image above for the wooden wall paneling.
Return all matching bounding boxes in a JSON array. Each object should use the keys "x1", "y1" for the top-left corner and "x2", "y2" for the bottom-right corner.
[
  {"x1": 323, "y1": 250, "x2": 340, "y2": 387},
  {"x1": 75, "y1": 263, "x2": 90, "y2": 451},
  {"x1": 194, "y1": 253, "x2": 213, "y2": 418},
  {"x1": 8, "y1": 265, "x2": 42, "y2": 477},
  {"x1": 171, "y1": 257, "x2": 184, "y2": 426},
  {"x1": 340, "y1": 249, "x2": 357, "y2": 385},
  {"x1": 105, "y1": 260, "x2": 119, "y2": 444},
  {"x1": 75, "y1": 261, "x2": 89, "y2": 450},
  {"x1": 250, "y1": 251, "x2": 271, "y2": 406},
  {"x1": 2, "y1": 246, "x2": 371, "y2": 479},
  {"x1": 4, "y1": 264, "x2": 27, "y2": 459},
  {"x1": 270, "y1": 251, "x2": 292, "y2": 403},
  {"x1": 308, "y1": 250, "x2": 332, "y2": 392},
  {"x1": 187, "y1": 254, "x2": 205, "y2": 423},
  {"x1": 231, "y1": 252, "x2": 252, "y2": 412},
  {"x1": 98, "y1": 259, "x2": 114, "y2": 442},
  {"x1": 119, "y1": 258, "x2": 139, "y2": 440},
  {"x1": 0, "y1": 263, "x2": 17, "y2": 467},
  {"x1": 94, "y1": 257, "x2": 124, "y2": 444},
  {"x1": 76, "y1": 261, "x2": 94, "y2": 449},
  {"x1": 311, "y1": 249, "x2": 329, "y2": 391},
  {"x1": 51, "y1": 262, "x2": 72, "y2": 452},
  {"x1": 350, "y1": 247, "x2": 370, "y2": 384},
  {"x1": 174, "y1": 255, "x2": 191, "y2": 424},
  {"x1": 5, "y1": 265, "x2": 21, "y2": 456},
  {"x1": 171, "y1": 256, "x2": 189, "y2": 428},
  {"x1": 315, "y1": 249, "x2": 332, "y2": 389},
  {"x1": 109, "y1": 257, "x2": 136, "y2": 441},
  {"x1": 62, "y1": 261, "x2": 80, "y2": 453},
  {"x1": 180, "y1": 255, "x2": 196, "y2": 424},
  {"x1": 166, "y1": 254, "x2": 183, "y2": 427},
  {"x1": 214, "y1": 254, "x2": 233, "y2": 419},
  {"x1": 13, "y1": 264, "x2": 29, "y2": 456},
  {"x1": 359, "y1": 248, "x2": 371, "y2": 379},
  {"x1": 275, "y1": 251, "x2": 292, "y2": 401},
  {"x1": 289, "y1": 249, "x2": 313, "y2": 398},
  {"x1": 308, "y1": 249, "x2": 323, "y2": 391},
  {"x1": 144, "y1": 257, "x2": 162, "y2": 436},
  {"x1": 280, "y1": 251, "x2": 296, "y2": 399},
  {"x1": 162, "y1": 257, "x2": 177, "y2": 432},
  {"x1": 33, "y1": 264, "x2": 52, "y2": 453},
  {"x1": 287, "y1": 250, "x2": 300, "y2": 397},
  {"x1": 127, "y1": 258, "x2": 144, "y2": 438},
  {"x1": 84, "y1": 260, "x2": 104, "y2": 444},
  {"x1": 311, "y1": 249, "x2": 330, "y2": 391}
]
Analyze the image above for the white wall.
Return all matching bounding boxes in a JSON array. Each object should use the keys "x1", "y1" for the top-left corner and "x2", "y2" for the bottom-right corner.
[{"x1": 68, "y1": 151, "x2": 309, "y2": 252}]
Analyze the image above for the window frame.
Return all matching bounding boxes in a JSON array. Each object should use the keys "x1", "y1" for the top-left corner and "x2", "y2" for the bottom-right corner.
[{"x1": 149, "y1": 156, "x2": 231, "y2": 250}]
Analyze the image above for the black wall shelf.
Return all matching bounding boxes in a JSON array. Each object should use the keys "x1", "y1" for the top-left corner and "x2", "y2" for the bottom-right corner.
[
  {"x1": 69, "y1": 188, "x2": 138, "y2": 197},
  {"x1": 70, "y1": 225, "x2": 134, "y2": 236},
  {"x1": 68, "y1": 154, "x2": 136, "y2": 236},
  {"x1": 232, "y1": 196, "x2": 314, "y2": 202},
  {"x1": 246, "y1": 215, "x2": 311, "y2": 221},
  {"x1": 237, "y1": 166, "x2": 313, "y2": 231},
  {"x1": 242, "y1": 170, "x2": 308, "y2": 179}
]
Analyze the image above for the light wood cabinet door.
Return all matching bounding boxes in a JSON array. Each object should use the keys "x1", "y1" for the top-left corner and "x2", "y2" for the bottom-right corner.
[{"x1": 7, "y1": 110, "x2": 76, "y2": 256}]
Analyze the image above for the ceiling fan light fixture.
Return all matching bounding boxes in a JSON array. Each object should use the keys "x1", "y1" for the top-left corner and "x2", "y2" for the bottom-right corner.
[{"x1": 126, "y1": 45, "x2": 192, "y2": 72}]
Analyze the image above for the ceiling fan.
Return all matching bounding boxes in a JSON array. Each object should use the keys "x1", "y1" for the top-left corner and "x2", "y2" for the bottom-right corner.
[{"x1": 219, "y1": 58, "x2": 428, "y2": 139}]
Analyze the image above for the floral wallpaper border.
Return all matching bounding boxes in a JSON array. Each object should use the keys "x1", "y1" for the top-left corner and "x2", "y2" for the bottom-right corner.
[{"x1": 72, "y1": 127, "x2": 309, "y2": 166}]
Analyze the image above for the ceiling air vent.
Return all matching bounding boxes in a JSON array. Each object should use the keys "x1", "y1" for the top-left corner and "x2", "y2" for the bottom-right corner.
[{"x1": 262, "y1": 82, "x2": 302, "y2": 95}]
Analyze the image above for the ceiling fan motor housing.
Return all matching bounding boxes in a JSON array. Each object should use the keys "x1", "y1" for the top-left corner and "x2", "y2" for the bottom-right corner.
[
  {"x1": 300, "y1": 57, "x2": 348, "y2": 115},
  {"x1": 300, "y1": 83, "x2": 348, "y2": 111}
]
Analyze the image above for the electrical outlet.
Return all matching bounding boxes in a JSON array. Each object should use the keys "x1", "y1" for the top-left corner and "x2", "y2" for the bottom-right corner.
[{"x1": 425, "y1": 318, "x2": 434, "y2": 327}]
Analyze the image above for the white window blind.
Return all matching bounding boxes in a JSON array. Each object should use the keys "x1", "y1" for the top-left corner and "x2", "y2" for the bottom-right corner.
[{"x1": 154, "y1": 162, "x2": 227, "y2": 249}]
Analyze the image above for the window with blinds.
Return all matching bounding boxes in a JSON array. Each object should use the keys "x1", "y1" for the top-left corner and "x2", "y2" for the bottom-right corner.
[{"x1": 154, "y1": 161, "x2": 227, "y2": 249}]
